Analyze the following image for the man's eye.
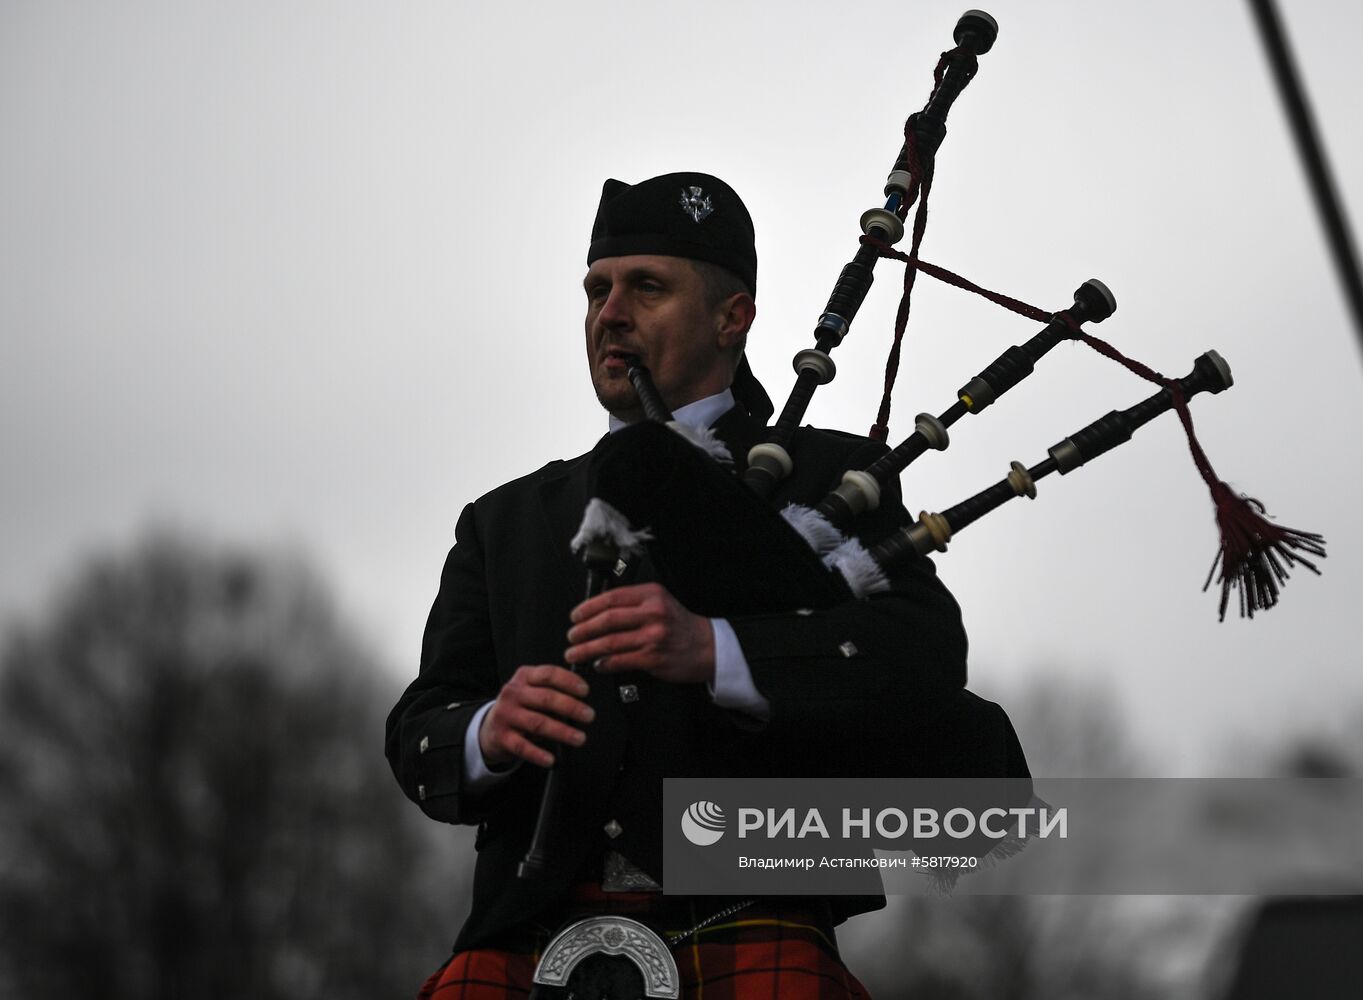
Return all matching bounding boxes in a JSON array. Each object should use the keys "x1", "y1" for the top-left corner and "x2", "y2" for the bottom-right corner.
[
  {"x1": 637, "y1": 280, "x2": 662, "y2": 293},
  {"x1": 586, "y1": 285, "x2": 608, "y2": 302}
]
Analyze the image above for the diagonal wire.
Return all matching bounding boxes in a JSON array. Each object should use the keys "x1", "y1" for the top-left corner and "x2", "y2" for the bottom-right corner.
[{"x1": 1247, "y1": 0, "x2": 1363, "y2": 368}]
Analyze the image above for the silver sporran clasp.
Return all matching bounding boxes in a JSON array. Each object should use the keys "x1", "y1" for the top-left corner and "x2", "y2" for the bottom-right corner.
[{"x1": 531, "y1": 915, "x2": 680, "y2": 999}]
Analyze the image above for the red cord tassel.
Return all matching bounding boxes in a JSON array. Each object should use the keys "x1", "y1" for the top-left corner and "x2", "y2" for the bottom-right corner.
[
  {"x1": 1162, "y1": 385, "x2": 1328, "y2": 620},
  {"x1": 1204, "y1": 482, "x2": 1326, "y2": 620}
]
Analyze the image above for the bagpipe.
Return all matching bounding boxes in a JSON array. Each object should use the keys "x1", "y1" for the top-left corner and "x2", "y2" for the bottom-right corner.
[
  {"x1": 519, "y1": 2, "x2": 1327, "y2": 887},
  {"x1": 517, "y1": 9, "x2": 1331, "y2": 997}
]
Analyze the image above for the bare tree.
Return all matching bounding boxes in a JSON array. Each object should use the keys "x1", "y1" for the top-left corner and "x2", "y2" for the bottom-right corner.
[{"x1": 0, "y1": 531, "x2": 469, "y2": 1000}]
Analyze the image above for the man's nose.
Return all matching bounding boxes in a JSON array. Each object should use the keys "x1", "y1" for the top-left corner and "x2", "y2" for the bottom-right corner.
[{"x1": 597, "y1": 286, "x2": 631, "y2": 329}]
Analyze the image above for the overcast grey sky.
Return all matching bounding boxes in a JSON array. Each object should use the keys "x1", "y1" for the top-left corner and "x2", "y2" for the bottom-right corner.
[{"x1": 2, "y1": 0, "x2": 1360, "y2": 775}]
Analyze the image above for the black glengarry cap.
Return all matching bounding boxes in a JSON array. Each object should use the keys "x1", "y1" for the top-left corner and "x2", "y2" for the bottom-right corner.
[{"x1": 587, "y1": 171, "x2": 757, "y2": 297}]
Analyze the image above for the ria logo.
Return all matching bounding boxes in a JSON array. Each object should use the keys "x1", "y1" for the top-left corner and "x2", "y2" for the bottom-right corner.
[{"x1": 680, "y1": 801, "x2": 726, "y2": 846}]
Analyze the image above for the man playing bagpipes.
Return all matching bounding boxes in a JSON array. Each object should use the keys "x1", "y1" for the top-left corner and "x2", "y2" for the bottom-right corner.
[{"x1": 386, "y1": 171, "x2": 1028, "y2": 999}]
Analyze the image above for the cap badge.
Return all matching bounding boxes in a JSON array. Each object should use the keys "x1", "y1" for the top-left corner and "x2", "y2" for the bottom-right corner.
[{"x1": 679, "y1": 186, "x2": 714, "y2": 223}]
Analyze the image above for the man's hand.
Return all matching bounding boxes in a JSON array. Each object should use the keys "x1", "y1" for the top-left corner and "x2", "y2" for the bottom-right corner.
[
  {"x1": 565, "y1": 582, "x2": 715, "y2": 685},
  {"x1": 478, "y1": 665, "x2": 595, "y2": 769}
]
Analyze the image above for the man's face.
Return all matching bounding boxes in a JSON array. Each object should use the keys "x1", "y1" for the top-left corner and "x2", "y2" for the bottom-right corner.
[{"x1": 583, "y1": 255, "x2": 734, "y2": 419}]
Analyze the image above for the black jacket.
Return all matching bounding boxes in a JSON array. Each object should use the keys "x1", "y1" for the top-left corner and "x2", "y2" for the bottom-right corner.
[{"x1": 386, "y1": 405, "x2": 1022, "y2": 951}]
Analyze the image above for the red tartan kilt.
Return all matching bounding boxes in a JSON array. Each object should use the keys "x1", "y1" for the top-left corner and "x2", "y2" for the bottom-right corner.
[{"x1": 418, "y1": 889, "x2": 871, "y2": 1000}]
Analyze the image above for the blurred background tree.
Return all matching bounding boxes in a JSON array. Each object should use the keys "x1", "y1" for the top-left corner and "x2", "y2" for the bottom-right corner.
[{"x1": 0, "y1": 531, "x2": 471, "y2": 1000}]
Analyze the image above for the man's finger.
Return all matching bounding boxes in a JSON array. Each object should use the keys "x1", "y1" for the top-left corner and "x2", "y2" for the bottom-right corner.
[
  {"x1": 518, "y1": 664, "x2": 591, "y2": 698},
  {"x1": 505, "y1": 732, "x2": 555, "y2": 769},
  {"x1": 564, "y1": 627, "x2": 644, "y2": 666},
  {"x1": 486, "y1": 708, "x2": 587, "y2": 766},
  {"x1": 509, "y1": 706, "x2": 589, "y2": 747},
  {"x1": 565, "y1": 605, "x2": 648, "y2": 645},
  {"x1": 514, "y1": 685, "x2": 596, "y2": 725},
  {"x1": 569, "y1": 583, "x2": 653, "y2": 624}
]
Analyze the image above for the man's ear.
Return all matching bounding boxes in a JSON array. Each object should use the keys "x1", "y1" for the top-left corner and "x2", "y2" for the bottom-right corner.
[{"x1": 715, "y1": 293, "x2": 756, "y2": 350}]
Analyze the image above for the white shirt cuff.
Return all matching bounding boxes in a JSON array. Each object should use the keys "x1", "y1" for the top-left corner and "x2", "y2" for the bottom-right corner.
[
  {"x1": 709, "y1": 618, "x2": 771, "y2": 721},
  {"x1": 462, "y1": 700, "x2": 519, "y2": 792}
]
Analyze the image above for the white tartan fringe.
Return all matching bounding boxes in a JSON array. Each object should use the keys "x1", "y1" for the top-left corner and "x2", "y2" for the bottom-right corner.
[
  {"x1": 666, "y1": 421, "x2": 733, "y2": 465},
  {"x1": 920, "y1": 797, "x2": 1044, "y2": 896},
  {"x1": 571, "y1": 498, "x2": 653, "y2": 558},
  {"x1": 824, "y1": 537, "x2": 890, "y2": 598},
  {"x1": 780, "y1": 503, "x2": 843, "y2": 555}
]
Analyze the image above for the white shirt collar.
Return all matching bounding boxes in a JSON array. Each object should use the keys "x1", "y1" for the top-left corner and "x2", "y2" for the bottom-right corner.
[{"x1": 608, "y1": 388, "x2": 735, "y2": 435}]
